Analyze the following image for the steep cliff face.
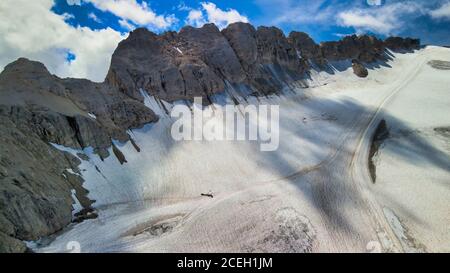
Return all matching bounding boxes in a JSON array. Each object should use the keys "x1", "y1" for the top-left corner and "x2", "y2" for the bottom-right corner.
[
  {"x1": 0, "y1": 58, "x2": 158, "y2": 155},
  {"x1": 384, "y1": 36, "x2": 421, "y2": 52},
  {"x1": 288, "y1": 31, "x2": 327, "y2": 68},
  {"x1": 107, "y1": 23, "x2": 310, "y2": 100},
  {"x1": 223, "y1": 23, "x2": 307, "y2": 94},
  {"x1": 105, "y1": 24, "x2": 244, "y2": 102},
  {"x1": 319, "y1": 35, "x2": 386, "y2": 63},
  {"x1": 288, "y1": 32, "x2": 419, "y2": 76},
  {"x1": 289, "y1": 32, "x2": 420, "y2": 71},
  {"x1": 0, "y1": 108, "x2": 84, "y2": 252},
  {"x1": 0, "y1": 58, "x2": 158, "y2": 251},
  {"x1": 0, "y1": 22, "x2": 420, "y2": 252}
]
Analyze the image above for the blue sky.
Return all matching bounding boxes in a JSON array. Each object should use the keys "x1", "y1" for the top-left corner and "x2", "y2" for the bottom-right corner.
[
  {"x1": 1, "y1": 0, "x2": 449, "y2": 81},
  {"x1": 54, "y1": 0, "x2": 450, "y2": 44}
]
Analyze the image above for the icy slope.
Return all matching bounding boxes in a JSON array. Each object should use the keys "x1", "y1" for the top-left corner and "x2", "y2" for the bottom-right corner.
[{"x1": 369, "y1": 46, "x2": 450, "y2": 252}]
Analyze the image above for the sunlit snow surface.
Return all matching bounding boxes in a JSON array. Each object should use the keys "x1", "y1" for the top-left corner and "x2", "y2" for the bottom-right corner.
[{"x1": 37, "y1": 47, "x2": 450, "y2": 253}]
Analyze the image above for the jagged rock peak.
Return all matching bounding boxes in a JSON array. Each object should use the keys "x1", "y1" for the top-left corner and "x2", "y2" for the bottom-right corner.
[
  {"x1": 128, "y1": 27, "x2": 158, "y2": 39},
  {"x1": 1, "y1": 58, "x2": 51, "y2": 77},
  {"x1": 221, "y1": 22, "x2": 258, "y2": 68},
  {"x1": 106, "y1": 22, "x2": 421, "y2": 102},
  {"x1": 106, "y1": 22, "x2": 245, "y2": 102},
  {"x1": 179, "y1": 22, "x2": 221, "y2": 34},
  {"x1": 288, "y1": 31, "x2": 327, "y2": 67}
]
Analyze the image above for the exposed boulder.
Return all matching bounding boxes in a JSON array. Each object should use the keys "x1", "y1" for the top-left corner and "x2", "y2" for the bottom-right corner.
[
  {"x1": 352, "y1": 59, "x2": 369, "y2": 78},
  {"x1": 427, "y1": 60, "x2": 450, "y2": 70}
]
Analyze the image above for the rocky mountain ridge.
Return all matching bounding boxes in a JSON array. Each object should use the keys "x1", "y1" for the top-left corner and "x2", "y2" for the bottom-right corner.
[
  {"x1": 106, "y1": 23, "x2": 419, "y2": 101},
  {"x1": 0, "y1": 22, "x2": 419, "y2": 252}
]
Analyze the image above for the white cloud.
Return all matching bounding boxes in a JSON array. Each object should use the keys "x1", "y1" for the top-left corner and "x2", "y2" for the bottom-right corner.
[
  {"x1": 201, "y1": 2, "x2": 249, "y2": 29},
  {"x1": 62, "y1": 12, "x2": 76, "y2": 21},
  {"x1": 367, "y1": 0, "x2": 382, "y2": 6},
  {"x1": 186, "y1": 10, "x2": 207, "y2": 28},
  {"x1": 177, "y1": 1, "x2": 191, "y2": 12},
  {"x1": 0, "y1": 0, "x2": 125, "y2": 82},
  {"x1": 337, "y1": 2, "x2": 424, "y2": 35},
  {"x1": 430, "y1": 2, "x2": 450, "y2": 20},
  {"x1": 338, "y1": 10, "x2": 395, "y2": 34},
  {"x1": 254, "y1": 0, "x2": 336, "y2": 26},
  {"x1": 84, "y1": 0, "x2": 177, "y2": 30},
  {"x1": 66, "y1": 0, "x2": 81, "y2": 5},
  {"x1": 184, "y1": 2, "x2": 248, "y2": 29},
  {"x1": 118, "y1": 19, "x2": 136, "y2": 30},
  {"x1": 88, "y1": 12, "x2": 102, "y2": 23}
]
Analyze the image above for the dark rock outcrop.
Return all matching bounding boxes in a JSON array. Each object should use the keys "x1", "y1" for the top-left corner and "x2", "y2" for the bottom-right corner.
[
  {"x1": 320, "y1": 34, "x2": 385, "y2": 63},
  {"x1": 288, "y1": 31, "x2": 327, "y2": 67},
  {"x1": 369, "y1": 119, "x2": 390, "y2": 183},
  {"x1": 0, "y1": 108, "x2": 84, "y2": 251},
  {"x1": 178, "y1": 24, "x2": 245, "y2": 84},
  {"x1": 255, "y1": 26, "x2": 304, "y2": 72},
  {"x1": 352, "y1": 59, "x2": 369, "y2": 78},
  {"x1": 0, "y1": 231, "x2": 28, "y2": 253},
  {"x1": 427, "y1": 60, "x2": 450, "y2": 70},
  {"x1": 384, "y1": 37, "x2": 420, "y2": 52},
  {"x1": 222, "y1": 23, "x2": 306, "y2": 94},
  {"x1": 286, "y1": 33, "x2": 419, "y2": 76},
  {"x1": 112, "y1": 144, "x2": 127, "y2": 165},
  {"x1": 221, "y1": 22, "x2": 258, "y2": 72}
]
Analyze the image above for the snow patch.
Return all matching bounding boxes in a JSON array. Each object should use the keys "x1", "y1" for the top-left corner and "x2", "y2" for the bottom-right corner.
[
  {"x1": 139, "y1": 89, "x2": 170, "y2": 116},
  {"x1": 174, "y1": 47, "x2": 183, "y2": 55},
  {"x1": 66, "y1": 168, "x2": 79, "y2": 176},
  {"x1": 71, "y1": 189, "x2": 83, "y2": 217}
]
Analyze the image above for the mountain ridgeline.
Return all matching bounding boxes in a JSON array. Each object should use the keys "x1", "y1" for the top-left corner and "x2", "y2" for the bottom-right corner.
[
  {"x1": 0, "y1": 22, "x2": 419, "y2": 252},
  {"x1": 106, "y1": 23, "x2": 419, "y2": 101}
]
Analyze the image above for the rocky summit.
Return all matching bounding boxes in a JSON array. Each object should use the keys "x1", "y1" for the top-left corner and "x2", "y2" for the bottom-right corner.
[{"x1": 0, "y1": 22, "x2": 420, "y2": 252}]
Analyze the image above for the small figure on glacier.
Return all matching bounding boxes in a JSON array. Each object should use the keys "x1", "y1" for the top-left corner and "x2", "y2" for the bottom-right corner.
[{"x1": 201, "y1": 190, "x2": 214, "y2": 198}]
